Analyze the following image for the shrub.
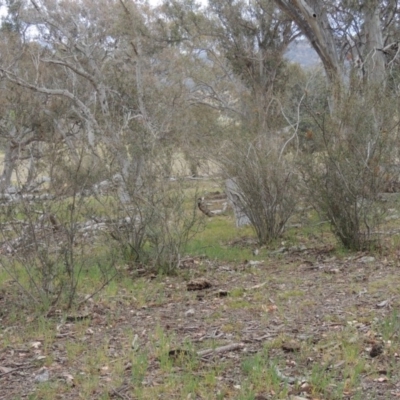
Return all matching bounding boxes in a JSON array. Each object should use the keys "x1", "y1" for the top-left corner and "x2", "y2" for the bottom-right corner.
[
  {"x1": 300, "y1": 84, "x2": 399, "y2": 249},
  {"x1": 100, "y1": 165, "x2": 202, "y2": 274},
  {"x1": 221, "y1": 137, "x2": 298, "y2": 244},
  {"x1": 0, "y1": 161, "x2": 117, "y2": 310}
]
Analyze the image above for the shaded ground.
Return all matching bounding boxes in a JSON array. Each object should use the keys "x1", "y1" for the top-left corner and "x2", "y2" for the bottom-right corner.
[{"x1": 1, "y1": 238, "x2": 400, "y2": 399}]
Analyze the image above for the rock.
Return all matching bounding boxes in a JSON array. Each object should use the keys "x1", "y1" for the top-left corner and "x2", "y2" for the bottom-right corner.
[{"x1": 34, "y1": 367, "x2": 49, "y2": 383}]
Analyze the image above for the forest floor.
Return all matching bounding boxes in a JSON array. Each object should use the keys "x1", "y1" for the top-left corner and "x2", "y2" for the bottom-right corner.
[{"x1": 1, "y1": 189, "x2": 400, "y2": 399}]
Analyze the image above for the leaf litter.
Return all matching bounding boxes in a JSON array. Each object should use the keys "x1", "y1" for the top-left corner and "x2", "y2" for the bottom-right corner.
[{"x1": 1, "y1": 246, "x2": 400, "y2": 398}]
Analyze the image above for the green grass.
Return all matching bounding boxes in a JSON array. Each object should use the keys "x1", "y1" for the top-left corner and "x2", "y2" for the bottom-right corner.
[
  {"x1": 240, "y1": 350, "x2": 289, "y2": 399},
  {"x1": 184, "y1": 216, "x2": 257, "y2": 262}
]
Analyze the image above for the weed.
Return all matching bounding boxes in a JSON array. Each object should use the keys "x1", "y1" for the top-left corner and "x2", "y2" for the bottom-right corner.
[
  {"x1": 131, "y1": 350, "x2": 149, "y2": 387},
  {"x1": 379, "y1": 310, "x2": 400, "y2": 341}
]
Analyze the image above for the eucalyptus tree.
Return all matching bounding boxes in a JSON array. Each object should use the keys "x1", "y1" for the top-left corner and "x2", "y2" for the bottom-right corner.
[
  {"x1": 272, "y1": 0, "x2": 400, "y2": 92},
  {"x1": 0, "y1": 0, "x2": 208, "y2": 279},
  {"x1": 208, "y1": 0, "x2": 300, "y2": 131},
  {"x1": 269, "y1": 0, "x2": 400, "y2": 249},
  {"x1": 0, "y1": 0, "x2": 201, "y2": 187}
]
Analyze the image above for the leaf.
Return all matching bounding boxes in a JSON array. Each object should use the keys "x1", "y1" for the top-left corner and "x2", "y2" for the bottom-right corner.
[
  {"x1": 0, "y1": 366, "x2": 13, "y2": 374},
  {"x1": 376, "y1": 300, "x2": 389, "y2": 308},
  {"x1": 281, "y1": 340, "x2": 301, "y2": 353},
  {"x1": 62, "y1": 373, "x2": 75, "y2": 387},
  {"x1": 131, "y1": 334, "x2": 140, "y2": 351}
]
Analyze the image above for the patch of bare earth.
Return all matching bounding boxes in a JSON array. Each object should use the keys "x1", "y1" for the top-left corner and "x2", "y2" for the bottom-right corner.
[{"x1": 2, "y1": 245, "x2": 400, "y2": 399}]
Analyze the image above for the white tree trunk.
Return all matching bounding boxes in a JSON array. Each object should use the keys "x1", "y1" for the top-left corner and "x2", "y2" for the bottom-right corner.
[
  {"x1": 363, "y1": 1, "x2": 386, "y2": 87},
  {"x1": 273, "y1": 0, "x2": 343, "y2": 85},
  {"x1": 0, "y1": 143, "x2": 17, "y2": 192}
]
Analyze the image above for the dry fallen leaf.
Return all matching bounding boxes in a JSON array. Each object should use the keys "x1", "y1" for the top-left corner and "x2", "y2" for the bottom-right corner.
[
  {"x1": 262, "y1": 304, "x2": 278, "y2": 313},
  {"x1": 282, "y1": 340, "x2": 301, "y2": 353},
  {"x1": 376, "y1": 300, "x2": 389, "y2": 308},
  {"x1": 0, "y1": 366, "x2": 13, "y2": 374},
  {"x1": 62, "y1": 373, "x2": 75, "y2": 387}
]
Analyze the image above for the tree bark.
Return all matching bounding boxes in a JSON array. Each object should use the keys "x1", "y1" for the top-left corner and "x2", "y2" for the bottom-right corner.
[
  {"x1": 363, "y1": 0, "x2": 386, "y2": 87},
  {"x1": 0, "y1": 143, "x2": 17, "y2": 192},
  {"x1": 273, "y1": 0, "x2": 342, "y2": 85}
]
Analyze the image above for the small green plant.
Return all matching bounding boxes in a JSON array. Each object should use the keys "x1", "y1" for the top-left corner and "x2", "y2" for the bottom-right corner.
[
  {"x1": 379, "y1": 310, "x2": 400, "y2": 341},
  {"x1": 131, "y1": 351, "x2": 149, "y2": 387},
  {"x1": 309, "y1": 363, "x2": 335, "y2": 396},
  {"x1": 241, "y1": 350, "x2": 288, "y2": 397}
]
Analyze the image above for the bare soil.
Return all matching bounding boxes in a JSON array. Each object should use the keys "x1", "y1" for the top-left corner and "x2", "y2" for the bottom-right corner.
[{"x1": 1, "y1": 241, "x2": 400, "y2": 399}]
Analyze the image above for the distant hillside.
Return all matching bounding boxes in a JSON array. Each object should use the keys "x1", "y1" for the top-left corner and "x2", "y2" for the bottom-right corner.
[{"x1": 285, "y1": 40, "x2": 320, "y2": 68}]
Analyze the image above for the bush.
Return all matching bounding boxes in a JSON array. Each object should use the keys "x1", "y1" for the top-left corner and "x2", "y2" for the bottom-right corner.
[
  {"x1": 100, "y1": 165, "x2": 202, "y2": 274},
  {"x1": 221, "y1": 137, "x2": 298, "y2": 244},
  {"x1": 0, "y1": 145, "x2": 201, "y2": 311},
  {"x1": 0, "y1": 161, "x2": 117, "y2": 310},
  {"x1": 300, "y1": 84, "x2": 399, "y2": 250}
]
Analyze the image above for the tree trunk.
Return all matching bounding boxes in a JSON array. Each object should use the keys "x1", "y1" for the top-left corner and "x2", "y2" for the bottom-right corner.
[
  {"x1": 273, "y1": 0, "x2": 342, "y2": 85},
  {"x1": 363, "y1": 0, "x2": 386, "y2": 87},
  {"x1": 0, "y1": 143, "x2": 17, "y2": 192}
]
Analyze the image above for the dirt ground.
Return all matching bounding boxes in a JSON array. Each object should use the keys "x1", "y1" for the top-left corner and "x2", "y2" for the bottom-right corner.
[{"x1": 1, "y1": 237, "x2": 400, "y2": 399}]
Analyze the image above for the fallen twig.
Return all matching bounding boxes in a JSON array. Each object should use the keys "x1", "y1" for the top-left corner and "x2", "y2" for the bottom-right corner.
[
  {"x1": 0, "y1": 364, "x2": 37, "y2": 378},
  {"x1": 110, "y1": 387, "x2": 131, "y2": 400},
  {"x1": 197, "y1": 342, "x2": 244, "y2": 357}
]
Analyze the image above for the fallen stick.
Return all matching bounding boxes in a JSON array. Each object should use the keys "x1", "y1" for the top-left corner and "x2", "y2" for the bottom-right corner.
[
  {"x1": 197, "y1": 342, "x2": 244, "y2": 357},
  {"x1": 0, "y1": 364, "x2": 37, "y2": 378}
]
